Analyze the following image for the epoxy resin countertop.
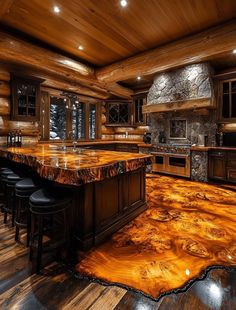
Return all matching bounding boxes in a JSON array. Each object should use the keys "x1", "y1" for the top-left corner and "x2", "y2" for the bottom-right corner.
[{"x1": 0, "y1": 144, "x2": 152, "y2": 186}]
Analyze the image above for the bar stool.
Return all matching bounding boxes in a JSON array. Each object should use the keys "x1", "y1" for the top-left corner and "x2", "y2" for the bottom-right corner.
[
  {"x1": 3, "y1": 173, "x2": 22, "y2": 226},
  {"x1": 0, "y1": 167, "x2": 10, "y2": 210},
  {"x1": 15, "y1": 178, "x2": 39, "y2": 246},
  {"x1": 29, "y1": 187, "x2": 72, "y2": 273},
  {"x1": 1, "y1": 169, "x2": 15, "y2": 213}
]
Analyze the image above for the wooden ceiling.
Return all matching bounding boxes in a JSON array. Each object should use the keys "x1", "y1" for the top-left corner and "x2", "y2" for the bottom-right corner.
[{"x1": 1, "y1": 0, "x2": 236, "y2": 67}]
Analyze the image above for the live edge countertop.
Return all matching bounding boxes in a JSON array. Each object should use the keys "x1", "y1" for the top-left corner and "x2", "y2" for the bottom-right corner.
[{"x1": 0, "y1": 144, "x2": 152, "y2": 186}]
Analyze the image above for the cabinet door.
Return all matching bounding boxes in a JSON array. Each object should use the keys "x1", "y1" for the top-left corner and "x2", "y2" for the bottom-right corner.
[
  {"x1": 227, "y1": 169, "x2": 236, "y2": 182},
  {"x1": 208, "y1": 153, "x2": 226, "y2": 180}
]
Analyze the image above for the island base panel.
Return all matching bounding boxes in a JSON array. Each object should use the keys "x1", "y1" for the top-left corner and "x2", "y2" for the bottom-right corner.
[{"x1": 72, "y1": 167, "x2": 146, "y2": 250}]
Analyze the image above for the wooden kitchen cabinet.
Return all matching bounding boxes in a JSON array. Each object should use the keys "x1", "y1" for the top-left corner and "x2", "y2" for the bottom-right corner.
[
  {"x1": 11, "y1": 74, "x2": 43, "y2": 121},
  {"x1": 208, "y1": 151, "x2": 226, "y2": 180},
  {"x1": 208, "y1": 150, "x2": 236, "y2": 183}
]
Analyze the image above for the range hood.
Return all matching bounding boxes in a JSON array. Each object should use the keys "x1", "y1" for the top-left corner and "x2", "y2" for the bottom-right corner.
[{"x1": 143, "y1": 63, "x2": 215, "y2": 113}]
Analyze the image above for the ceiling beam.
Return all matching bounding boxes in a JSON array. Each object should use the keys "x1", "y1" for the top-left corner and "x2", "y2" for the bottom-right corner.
[
  {"x1": 96, "y1": 19, "x2": 236, "y2": 83},
  {"x1": 0, "y1": 0, "x2": 15, "y2": 19},
  {"x1": 0, "y1": 30, "x2": 133, "y2": 98}
]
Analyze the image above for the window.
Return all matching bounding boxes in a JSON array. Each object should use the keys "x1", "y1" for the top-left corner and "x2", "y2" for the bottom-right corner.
[
  {"x1": 132, "y1": 94, "x2": 147, "y2": 125},
  {"x1": 72, "y1": 103, "x2": 85, "y2": 140},
  {"x1": 89, "y1": 104, "x2": 96, "y2": 139},
  {"x1": 220, "y1": 80, "x2": 236, "y2": 120},
  {"x1": 50, "y1": 98, "x2": 67, "y2": 140},
  {"x1": 48, "y1": 96, "x2": 100, "y2": 141},
  {"x1": 107, "y1": 102, "x2": 130, "y2": 125}
]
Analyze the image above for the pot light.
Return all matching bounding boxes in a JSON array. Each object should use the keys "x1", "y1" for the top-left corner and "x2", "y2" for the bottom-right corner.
[
  {"x1": 53, "y1": 6, "x2": 60, "y2": 13},
  {"x1": 137, "y1": 76, "x2": 141, "y2": 80},
  {"x1": 120, "y1": 0, "x2": 128, "y2": 7},
  {"x1": 233, "y1": 49, "x2": 236, "y2": 54},
  {"x1": 78, "y1": 45, "x2": 84, "y2": 50}
]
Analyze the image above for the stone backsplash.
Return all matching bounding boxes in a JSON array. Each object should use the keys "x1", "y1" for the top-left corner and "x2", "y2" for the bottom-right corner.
[{"x1": 150, "y1": 110, "x2": 217, "y2": 146}]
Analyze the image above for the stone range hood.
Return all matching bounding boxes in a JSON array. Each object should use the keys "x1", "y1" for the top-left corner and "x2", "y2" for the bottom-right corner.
[{"x1": 143, "y1": 63, "x2": 215, "y2": 114}]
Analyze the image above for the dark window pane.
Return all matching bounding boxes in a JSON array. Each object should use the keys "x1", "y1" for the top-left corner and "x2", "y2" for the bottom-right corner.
[
  {"x1": 72, "y1": 103, "x2": 85, "y2": 139},
  {"x1": 135, "y1": 99, "x2": 144, "y2": 123},
  {"x1": 223, "y1": 82, "x2": 229, "y2": 93},
  {"x1": 89, "y1": 104, "x2": 96, "y2": 139},
  {"x1": 232, "y1": 93, "x2": 236, "y2": 118},
  {"x1": 232, "y1": 81, "x2": 236, "y2": 93},
  {"x1": 50, "y1": 98, "x2": 66, "y2": 140},
  {"x1": 222, "y1": 94, "x2": 230, "y2": 118},
  {"x1": 119, "y1": 103, "x2": 129, "y2": 123},
  {"x1": 108, "y1": 104, "x2": 119, "y2": 123}
]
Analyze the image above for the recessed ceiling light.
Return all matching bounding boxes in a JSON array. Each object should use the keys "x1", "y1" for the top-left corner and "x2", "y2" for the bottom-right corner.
[
  {"x1": 53, "y1": 6, "x2": 60, "y2": 13},
  {"x1": 120, "y1": 0, "x2": 128, "y2": 7},
  {"x1": 137, "y1": 76, "x2": 141, "y2": 80},
  {"x1": 233, "y1": 49, "x2": 236, "y2": 54},
  {"x1": 78, "y1": 45, "x2": 84, "y2": 50}
]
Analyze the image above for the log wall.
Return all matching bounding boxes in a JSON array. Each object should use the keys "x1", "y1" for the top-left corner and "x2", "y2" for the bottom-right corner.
[
  {"x1": 100, "y1": 103, "x2": 149, "y2": 141},
  {"x1": 0, "y1": 68, "x2": 39, "y2": 146}
]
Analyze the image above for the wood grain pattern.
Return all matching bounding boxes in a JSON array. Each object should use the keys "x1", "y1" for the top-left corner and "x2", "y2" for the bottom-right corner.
[
  {"x1": 1, "y1": 0, "x2": 236, "y2": 66},
  {"x1": 97, "y1": 20, "x2": 236, "y2": 83},
  {"x1": 0, "y1": 32, "x2": 132, "y2": 98},
  {"x1": 0, "y1": 195, "x2": 236, "y2": 309},
  {"x1": 0, "y1": 144, "x2": 152, "y2": 185},
  {"x1": 0, "y1": 98, "x2": 10, "y2": 115},
  {"x1": 77, "y1": 175, "x2": 236, "y2": 299}
]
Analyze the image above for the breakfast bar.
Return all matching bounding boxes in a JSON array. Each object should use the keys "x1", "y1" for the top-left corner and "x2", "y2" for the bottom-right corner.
[{"x1": 0, "y1": 144, "x2": 152, "y2": 249}]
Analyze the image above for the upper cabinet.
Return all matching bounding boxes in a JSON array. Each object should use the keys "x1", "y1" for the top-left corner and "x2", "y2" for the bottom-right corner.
[
  {"x1": 132, "y1": 93, "x2": 147, "y2": 125},
  {"x1": 106, "y1": 93, "x2": 147, "y2": 127},
  {"x1": 218, "y1": 79, "x2": 236, "y2": 122},
  {"x1": 106, "y1": 101, "x2": 131, "y2": 126},
  {"x1": 11, "y1": 74, "x2": 43, "y2": 121}
]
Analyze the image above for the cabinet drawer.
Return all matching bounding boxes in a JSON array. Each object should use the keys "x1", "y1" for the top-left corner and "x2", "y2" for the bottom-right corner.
[
  {"x1": 227, "y1": 168, "x2": 236, "y2": 182},
  {"x1": 227, "y1": 159, "x2": 236, "y2": 168}
]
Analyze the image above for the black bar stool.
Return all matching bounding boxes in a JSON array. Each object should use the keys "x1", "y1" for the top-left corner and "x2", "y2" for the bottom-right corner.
[
  {"x1": 1, "y1": 169, "x2": 15, "y2": 214},
  {"x1": 29, "y1": 187, "x2": 72, "y2": 273},
  {"x1": 15, "y1": 178, "x2": 39, "y2": 246},
  {"x1": 0, "y1": 167, "x2": 10, "y2": 210},
  {"x1": 3, "y1": 173, "x2": 22, "y2": 226}
]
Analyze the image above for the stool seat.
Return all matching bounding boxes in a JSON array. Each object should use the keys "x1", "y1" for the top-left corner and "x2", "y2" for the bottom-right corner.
[
  {"x1": 29, "y1": 187, "x2": 72, "y2": 273},
  {"x1": 30, "y1": 188, "x2": 71, "y2": 206},
  {"x1": 1, "y1": 169, "x2": 14, "y2": 176},
  {"x1": 16, "y1": 178, "x2": 38, "y2": 190},
  {"x1": 0, "y1": 167, "x2": 9, "y2": 172},
  {"x1": 7, "y1": 173, "x2": 22, "y2": 183}
]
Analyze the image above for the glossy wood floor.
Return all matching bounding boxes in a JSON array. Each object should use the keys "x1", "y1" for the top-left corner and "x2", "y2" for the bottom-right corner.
[
  {"x1": 77, "y1": 175, "x2": 236, "y2": 300},
  {"x1": 0, "y1": 179, "x2": 236, "y2": 309}
]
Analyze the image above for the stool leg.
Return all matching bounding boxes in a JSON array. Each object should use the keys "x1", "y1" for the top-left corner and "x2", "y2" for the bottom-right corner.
[
  {"x1": 11, "y1": 196, "x2": 15, "y2": 228},
  {"x1": 15, "y1": 198, "x2": 20, "y2": 242},
  {"x1": 3, "y1": 211, "x2": 7, "y2": 224},
  {"x1": 29, "y1": 213, "x2": 35, "y2": 261},
  {"x1": 36, "y1": 215, "x2": 43, "y2": 274},
  {"x1": 26, "y1": 210, "x2": 31, "y2": 247}
]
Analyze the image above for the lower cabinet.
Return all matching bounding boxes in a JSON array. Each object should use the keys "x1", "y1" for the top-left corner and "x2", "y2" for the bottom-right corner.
[
  {"x1": 208, "y1": 152, "x2": 226, "y2": 180},
  {"x1": 209, "y1": 150, "x2": 236, "y2": 183}
]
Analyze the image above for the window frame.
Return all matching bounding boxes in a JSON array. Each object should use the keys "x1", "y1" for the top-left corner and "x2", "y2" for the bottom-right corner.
[{"x1": 40, "y1": 93, "x2": 101, "y2": 141}]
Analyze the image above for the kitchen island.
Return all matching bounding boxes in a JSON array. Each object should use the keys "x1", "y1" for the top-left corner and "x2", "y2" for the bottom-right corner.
[{"x1": 0, "y1": 144, "x2": 152, "y2": 249}]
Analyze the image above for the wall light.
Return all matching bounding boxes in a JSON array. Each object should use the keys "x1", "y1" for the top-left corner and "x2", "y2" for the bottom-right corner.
[{"x1": 120, "y1": 0, "x2": 128, "y2": 7}]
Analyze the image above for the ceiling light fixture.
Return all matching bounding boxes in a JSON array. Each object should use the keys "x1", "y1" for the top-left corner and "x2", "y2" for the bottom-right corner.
[
  {"x1": 53, "y1": 6, "x2": 60, "y2": 13},
  {"x1": 233, "y1": 49, "x2": 236, "y2": 54},
  {"x1": 137, "y1": 76, "x2": 141, "y2": 80},
  {"x1": 78, "y1": 45, "x2": 84, "y2": 50},
  {"x1": 120, "y1": 0, "x2": 128, "y2": 7}
]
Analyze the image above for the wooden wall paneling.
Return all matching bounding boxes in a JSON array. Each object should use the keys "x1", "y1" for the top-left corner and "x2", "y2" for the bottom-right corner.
[
  {"x1": 0, "y1": 81, "x2": 10, "y2": 97},
  {"x1": 0, "y1": 116, "x2": 39, "y2": 136},
  {"x1": 0, "y1": 98, "x2": 10, "y2": 116},
  {"x1": 40, "y1": 91, "x2": 50, "y2": 140},
  {"x1": 0, "y1": 0, "x2": 14, "y2": 19},
  {"x1": 0, "y1": 69, "x2": 10, "y2": 82}
]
